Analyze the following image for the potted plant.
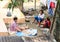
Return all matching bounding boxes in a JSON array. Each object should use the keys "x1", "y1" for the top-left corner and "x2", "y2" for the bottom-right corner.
[{"x1": 7, "y1": 0, "x2": 20, "y2": 17}]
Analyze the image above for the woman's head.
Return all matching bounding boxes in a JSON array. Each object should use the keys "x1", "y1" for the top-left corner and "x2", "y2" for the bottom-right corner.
[
  {"x1": 47, "y1": 17, "x2": 50, "y2": 21},
  {"x1": 40, "y1": 10, "x2": 44, "y2": 14}
]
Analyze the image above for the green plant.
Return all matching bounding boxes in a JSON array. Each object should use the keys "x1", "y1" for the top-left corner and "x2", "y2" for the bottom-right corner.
[{"x1": 8, "y1": 0, "x2": 20, "y2": 11}]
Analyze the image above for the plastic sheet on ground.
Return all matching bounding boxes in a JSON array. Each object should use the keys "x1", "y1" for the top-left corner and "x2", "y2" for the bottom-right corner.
[{"x1": 16, "y1": 29, "x2": 37, "y2": 36}]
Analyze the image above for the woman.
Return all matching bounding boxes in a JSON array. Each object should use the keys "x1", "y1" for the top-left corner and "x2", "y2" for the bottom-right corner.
[
  {"x1": 34, "y1": 10, "x2": 45, "y2": 26},
  {"x1": 43, "y1": 17, "x2": 51, "y2": 28}
]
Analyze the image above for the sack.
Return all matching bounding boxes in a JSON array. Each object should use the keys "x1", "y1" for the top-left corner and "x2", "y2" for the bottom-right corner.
[
  {"x1": 50, "y1": 2, "x2": 55, "y2": 8},
  {"x1": 7, "y1": 11, "x2": 11, "y2": 17}
]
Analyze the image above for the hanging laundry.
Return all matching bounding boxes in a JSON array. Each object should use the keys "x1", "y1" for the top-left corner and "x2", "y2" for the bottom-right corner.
[
  {"x1": 47, "y1": 0, "x2": 57, "y2": 9},
  {"x1": 47, "y1": 0, "x2": 51, "y2": 9},
  {"x1": 50, "y1": 2, "x2": 55, "y2": 8},
  {"x1": 51, "y1": 0, "x2": 57, "y2": 7},
  {"x1": 47, "y1": 0, "x2": 57, "y2": 16},
  {"x1": 48, "y1": 7, "x2": 54, "y2": 16}
]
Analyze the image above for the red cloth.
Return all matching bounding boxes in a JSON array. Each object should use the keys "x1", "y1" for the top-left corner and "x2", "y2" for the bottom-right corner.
[
  {"x1": 47, "y1": 21, "x2": 51, "y2": 27},
  {"x1": 50, "y1": 2, "x2": 55, "y2": 8},
  {"x1": 43, "y1": 20, "x2": 51, "y2": 28}
]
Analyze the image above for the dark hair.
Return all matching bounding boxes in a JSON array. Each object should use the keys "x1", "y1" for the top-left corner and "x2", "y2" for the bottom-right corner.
[
  {"x1": 47, "y1": 17, "x2": 50, "y2": 21},
  {"x1": 40, "y1": 10, "x2": 44, "y2": 13},
  {"x1": 13, "y1": 17, "x2": 17, "y2": 20}
]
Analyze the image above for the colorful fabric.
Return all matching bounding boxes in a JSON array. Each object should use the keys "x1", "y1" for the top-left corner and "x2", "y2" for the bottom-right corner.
[
  {"x1": 50, "y1": 2, "x2": 55, "y2": 8},
  {"x1": 10, "y1": 21, "x2": 18, "y2": 31},
  {"x1": 16, "y1": 29, "x2": 37, "y2": 36},
  {"x1": 43, "y1": 20, "x2": 51, "y2": 28},
  {"x1": 48, "y1": 7, "x2": 54, "y2": 16}
]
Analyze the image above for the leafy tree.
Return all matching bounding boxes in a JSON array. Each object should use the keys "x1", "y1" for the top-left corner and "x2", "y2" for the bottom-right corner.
[
  {"x1": 7, "y1": 0, "x2": 20, "y2": 17},
  {"x1": 8, "y1": 0, "x2": 20, "y2": 11}
]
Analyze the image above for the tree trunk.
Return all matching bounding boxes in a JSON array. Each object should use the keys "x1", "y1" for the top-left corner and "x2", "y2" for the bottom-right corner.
[
  {"x1": 17, "y1": 0, "x2": 23, "y2": 11},
  {"x1": 22, "y1": 0, "x2": 23, "y2": 11},
  {"x1": 34, "y1": 0, "x2": 36, "y2": 10},
  {"x1": 53, "y1": 0, "x2": 60, "y2": 42}
]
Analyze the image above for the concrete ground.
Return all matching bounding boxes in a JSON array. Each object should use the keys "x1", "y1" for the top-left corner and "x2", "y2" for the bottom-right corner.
[
  {"x1": 5, "y1": 9, "x2": 52, "y2": 42},
  {"x1": 5, "y1": 9, "x2": 48, "y2": 36}
]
